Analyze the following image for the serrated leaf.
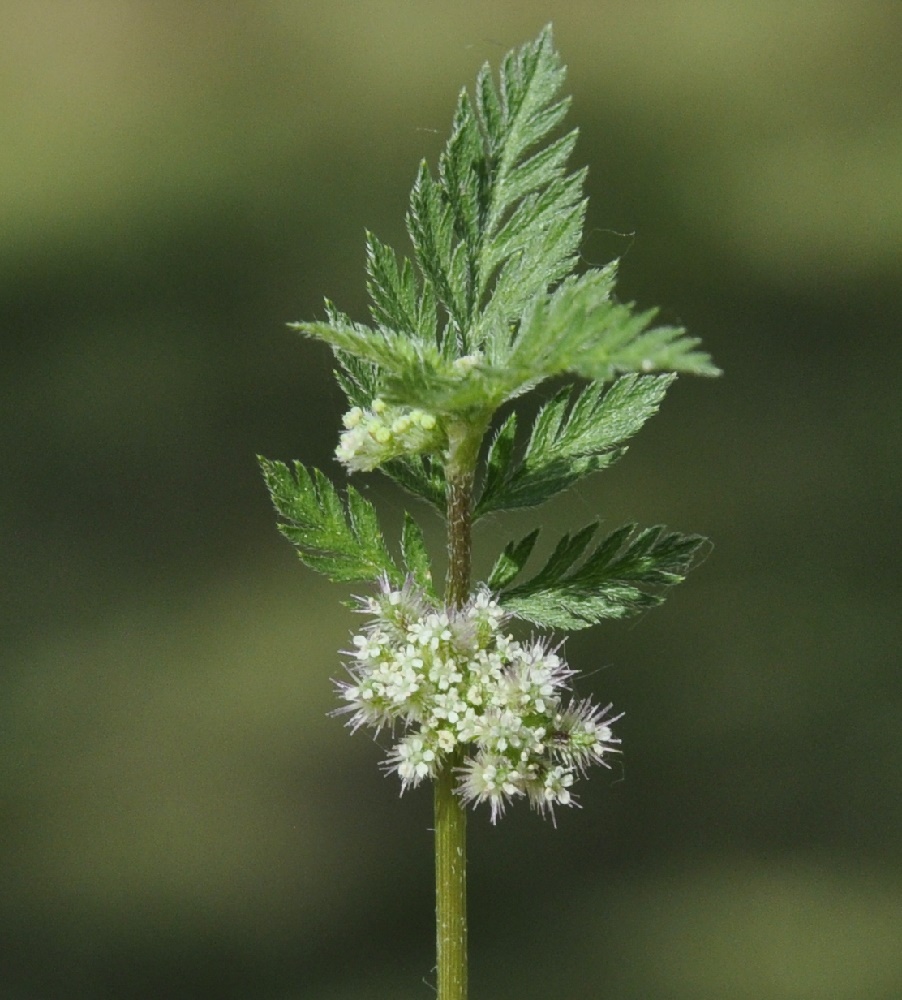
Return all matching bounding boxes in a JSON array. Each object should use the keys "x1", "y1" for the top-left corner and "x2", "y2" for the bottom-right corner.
[
  {"x1": 476, "y1": 373, "x2": 674, "y2": 516},
  {"x1": 402, "y1": 24, "x2": 585, "y2": 359},
  {"x1": 438, "y1": 90, "x2": 487, "y2": 264},
  {"x1": 525, "y1": 522, "x2": 600, "y2": 589},
  {"x1": 258, "y1": 457, "x2": 401, "y2": 584},
  {"x1": 401, "y1": 512, "x2": 435, "y2": 594},
  {"x1": 290, "y1": 308, "x2": 442, "y2": 379},
  {"x1": 475, "y1": 177, "x2": 586, "y2": 344},
  {"x1": 366, "y1": 231, "x2": 436, "y2": 341},
  {"x1": 486, "y1": 528, "x2": 540, "y2": 591},
  {"x1": 407, "y1": 160, "x2": 468, "y2": 343},
  {"x1": 381, "y1": 455, "x2": 446, "y2": 511},
  {"x1": 479, "y1": 411, "x2": 518, "y2": 507},
  {"x1": 496, "y1": 521, "x2": 710, "y2": 629},
  {"x1": 333, "y1": 350, "x2": 379, "y2": 409},
  {"x1": 506, "y1": 269, "x2": 721, "y2": 382},
  {"x1": 289, "y1": 27, "x2": 717, "y2": 434},
  {"x1": 487, "y1": 26, "x2": 568, "y2": 184}
]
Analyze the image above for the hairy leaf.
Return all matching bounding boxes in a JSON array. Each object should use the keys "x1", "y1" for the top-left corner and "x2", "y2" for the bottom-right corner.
[
  {"x1": 289, "y1": 26, "x2": 718, "y2": 433},
  {"x1": 486, "y1": 528, "x2": 540, "y2": 591},
  {"x1": 366, "y1": 231, "x2": 437, "y2": 342},
  {"x1": 505, "y1": 268, "x2": 721, "y2": 385},
  {"x1": 401, "y1": 512, "x2": 436, "y2": 594},
  {"x1": 258, "y1": 457, "x2": 401, "y2": 584},
  {"x1": 476, "y1": 373, "x2": 675, "y2": 516},
  {"x1": 479, "y1": 411, "x2": 518, "y2": 511},
  {"x1": 381, "y1": 455, "x2": 446, "y2": 511},
  {"x1": 333, "y1": 350, "x2": 379, "y2": 409},
  {"x1": 496, "y1": 522, "x2": 709, "y2": 629},
  {"x1": 470, "y1": 27, "x2": 585, "y2": 333},
  {"x1": 291, "y1": 309, "x2": 443, "y2": 381}
]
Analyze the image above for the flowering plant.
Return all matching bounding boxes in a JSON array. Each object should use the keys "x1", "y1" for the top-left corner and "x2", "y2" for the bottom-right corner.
[{"x1": 259, "y1": 25, "x2": 718, "y2": 999}]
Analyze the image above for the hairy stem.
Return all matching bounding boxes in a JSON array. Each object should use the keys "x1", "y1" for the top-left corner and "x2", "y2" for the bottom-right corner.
[
  {"x1": 445, "y1": 469, "x2": 474, "y2": 609},
  {"x1": 435, "y1": 421, "x2": 482, "y2": 1000},
  {"x1": 434, "y1": 754, "x2": 467, "y2": 1000}
]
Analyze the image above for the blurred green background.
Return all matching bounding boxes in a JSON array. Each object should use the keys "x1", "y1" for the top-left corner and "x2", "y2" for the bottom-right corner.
[{"x1": 2, "y1": 3, "x2": 900, "y2": 998}]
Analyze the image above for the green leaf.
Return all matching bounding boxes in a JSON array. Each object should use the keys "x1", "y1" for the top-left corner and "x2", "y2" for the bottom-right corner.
[
  {"x1": 476, "y1": 373, "x2": 675, "y2": 516},
  {"x1": 470, "y1": 26, "x2": 585, "y2": 334},
  {"x1": 472, "y1": 166, "x2": 585, "y2": 344},
  {"x1": 479, "y1": 411, "x2": 518, "y2": 510},
  {"x1": 401, "y1": 512, "x2": 436, "y2": 595},
  {"x1": 402, "y1": 24, "x2": 584, "y2": 352},
  {"x1": 366, "y1": 231, "x2": 437, "y2": 342},
  {"x1": 378, "y1": 355, "x2": 510, "y2": 414},
  {"x1": 333, "y1": 349, "x2": 379, "y2": 409},
  {"x1": 496, "y1": 522, "x2": 710, "y2": 629},
  {"x1": 438, "y1": 90, "x2": 488, "y2": 277},
  {"x1": 290, "y1": 306, "x2": 443, "y2": 381},
  {"x1": 486, "y1": 528, "x2": 540, "y2": 591},
  {"x1": 290, "y1": 26, "x2": 718, "y2": 434},
  {"x1": 407, "y1": 159, "x2": 471, "y2": 342},
  {"x1": 336, "y1": 26, "x2": 587, "y2": 385},
  {"x1": 381, "y1": 455, "x2": 446, "y2": 511},
  {"x1": 365, "y1": 260, "x2": 719, "y2": 419},
  {"x1": 504, "y1": 267, "x2": 721, "y2": 386},
  {"x1": 258, "y1": 457, "x2": 401, "y2": 584}
]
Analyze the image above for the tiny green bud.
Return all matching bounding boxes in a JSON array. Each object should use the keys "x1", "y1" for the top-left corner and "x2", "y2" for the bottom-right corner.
[
  {"x1": 343, "y1": 406, "x2": 364, "y2": 428},
  {"x1": 335, "y1": 401, "x2": 446, "y2": 473}
]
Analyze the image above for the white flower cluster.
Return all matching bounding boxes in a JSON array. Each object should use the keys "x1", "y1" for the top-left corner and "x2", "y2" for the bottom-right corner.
[
  {"x1": 336, "y1": 577, "x2": 621, "y2": 822},
  {"x1": 335, "y1": 398, "x2": 444, "y2": 473}
]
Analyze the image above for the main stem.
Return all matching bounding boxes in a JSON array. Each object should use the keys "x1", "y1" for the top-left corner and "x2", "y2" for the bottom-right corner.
[
  {"x1": 434, "y1": 749, "x2": 467, "y2": 1000},
  {"x1": 435, "y1": 421, "x2": 481, "y2": 1000}
]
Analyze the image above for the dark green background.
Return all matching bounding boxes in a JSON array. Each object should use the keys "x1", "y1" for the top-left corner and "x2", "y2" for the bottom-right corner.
[{"x1": 3, "y1": 3, "x2": 899, "y2": 998}]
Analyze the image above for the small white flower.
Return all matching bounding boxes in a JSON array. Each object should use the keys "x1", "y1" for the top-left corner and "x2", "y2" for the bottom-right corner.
[
  {"x1": 333, "y1": 579, "x2": 620, "y2": 822},
  {"x1": 457, "y1": 752, "x2": 525, "y2": 823},
  {"x1": 436, "y1": 729, "x2": 457, "y2": 753},
  {"x1": 514, "y1": 764, "x2": 578, "y2": 824}
]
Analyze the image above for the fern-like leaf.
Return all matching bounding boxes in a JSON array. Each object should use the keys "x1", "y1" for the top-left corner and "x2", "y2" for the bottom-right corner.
[
  {"x1": 401, "y1": 512, "x2": 436, "y2": 595},
  {"x1": 258, "y1": 457, "x2": 400, "y2": 584},
  {"x1": 495, "y1": 521, "x2": 709, "y2": 629},
  {"x1": 382, "y1": 455, "x2": 447, "y2": 513},
  {"x1": 476, "y1": 373, "x2": 675, "y2": 516},
  {"x1": 290, "y1": 26, "x2": 717, "y2": 431}
]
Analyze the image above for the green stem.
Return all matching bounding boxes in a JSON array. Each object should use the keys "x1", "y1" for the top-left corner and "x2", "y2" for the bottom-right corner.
[
  {"x1": 435, "y1": 419, "x2": 483, "y2": 1000},
  {"x1": 445, "y1": 469, "x2": 474, "y2": 609},
  {"x1": 434, "y1": 754, "x2": 467, "y2": 1000}
]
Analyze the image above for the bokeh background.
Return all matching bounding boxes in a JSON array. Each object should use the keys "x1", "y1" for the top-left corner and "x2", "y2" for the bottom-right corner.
[{"x1": 3, "y1": 3, "x2": 900, "y2": 998}]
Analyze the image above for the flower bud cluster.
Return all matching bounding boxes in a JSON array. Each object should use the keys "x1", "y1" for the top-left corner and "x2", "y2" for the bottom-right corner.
[
  {"x1": 335, "y1": 576, "x2": 621, "y2": 822},
  {"x1": 335, "y1": 398, "x2": 444, "y2": 473}
]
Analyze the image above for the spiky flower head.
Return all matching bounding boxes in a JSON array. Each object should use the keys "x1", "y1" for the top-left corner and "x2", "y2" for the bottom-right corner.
[{"x1": 335, "y1": 576, "x2": 621, "y2": 822}]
